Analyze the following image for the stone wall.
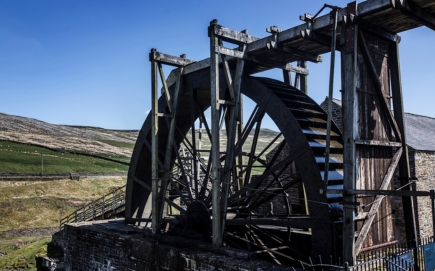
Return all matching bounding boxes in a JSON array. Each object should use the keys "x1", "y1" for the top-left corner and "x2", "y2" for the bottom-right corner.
[
  {"x1": 413, "y1": 149, "x2": 435, "y2": 238},
  {"x1": 52, "y1": 220, "x2": 296, "y2": 271}
]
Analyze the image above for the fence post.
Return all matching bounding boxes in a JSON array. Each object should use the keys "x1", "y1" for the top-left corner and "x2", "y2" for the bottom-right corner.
[
  {"x1": 344, "y1": 261, "x2": 349, "y2": 271},
  {"x1": 431, "y1": 190, "x2": 435, "y2": 237},
  {"x1": 412, "y1": 239, "x2": 421, "y2": 271},
  {"x1": 102, "y1": 195, "x2": 105, "y2": 220},
  {"x1": 92, "y1": 201, "x2": 96, "y2": 221},
  {"x1": 112, "y1": 190, "x2": 116, "y2": 218},
  {"x1": 74, "y1": 211, "x2": 78, "y2": 223}
]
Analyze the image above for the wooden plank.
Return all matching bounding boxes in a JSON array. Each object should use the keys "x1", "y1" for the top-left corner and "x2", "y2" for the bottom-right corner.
[
  {"x1": 300, "y1": 29, "x2": 340, "y2": 50},
  {"x1": 355, "y1": 139, "x2": 402, "y2": 147},
  {"x1": 389, "y1": 40, "x2": 418, "y2": 244},
  {"x1": 211, "y1": 24, "x2": 260, "y2": 44},
  {"x1": 157, "y1": 63, "x2": 173, "y2": 113},
  {"x1": 270, "y1": 43, "x2": 323, "y2": 63},
  {"x1": 349, "y1": 14, "x2": 400, "y2": 42},
  {"x1": 215, "y1": 45, "x2": 303, "y2": 73},
  {"x1": 225, "y1": 217, "x2": 316, "y2": 228},
  {"x1": 150, "y1": 49, "x2": 160, "y2": 234},
  {"x1": 151, "y1": 51, "x2": 195, "y2": 67},
  {"x1": 326, "y1": 189, "x2": 430, "y2": 197},
  {"x1": 158, "y1": 67, "x2": 185, "y2": 222},
  {"x1": 210, "y1": 20, "x2": 222, "y2": 247},
  {"x1": 341, "y1": 2, "x2": 358, "y2": 264},
  {"x1": 354, "y1": 147, "x2": 403, "y2": 255},
  {"x1": 394, "y1": 0, "x2": 435, "y2": 31},
  {"x1": 220, "y1": 50, "x2": 245, "y2": 231},
  {"x1": 358, "y1": 31, "x2": 402, "y2": 141}
]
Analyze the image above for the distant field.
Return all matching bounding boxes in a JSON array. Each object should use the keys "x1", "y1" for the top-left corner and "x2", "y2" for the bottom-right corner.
[
  {"x1": 0, "y1": 177, "x2": 126, "y2": 270},
  {"x1": 0, "y1": 140, "x2": 129, "y2": 174},
  {"x1": 0, "y1": 177, "x2": 126, "y2": 232}
]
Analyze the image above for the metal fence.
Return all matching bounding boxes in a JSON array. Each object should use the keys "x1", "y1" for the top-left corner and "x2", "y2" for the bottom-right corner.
[
  {"x1": 349, "y1": 237, "x2": 435, "y2": 271},
  {"x1": 299, "y1": 237, "x2": 435, "y2": 271},
  {"x1": 59, "y1": 185, "x2": 126, "y2": 229}
]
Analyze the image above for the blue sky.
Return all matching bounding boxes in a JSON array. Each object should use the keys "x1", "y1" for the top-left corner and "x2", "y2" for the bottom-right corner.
[{"x1": 1, "y1": 0, "x2": 434, "y2": 130}]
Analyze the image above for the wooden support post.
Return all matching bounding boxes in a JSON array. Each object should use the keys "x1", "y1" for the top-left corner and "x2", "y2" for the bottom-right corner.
[
  {"x1": 299, "y1": 61, "x2": 308, "y2": 94},
  {"x1": 158, "y1": 67, "x2": 184, "y2": 222},
  {"x1": 220, "y1": 45, "x2": 245, "y2": 234},
  {"x1": 209, "y1": 20, "x2": 222, "y2": 247},
  {"x1": 323, "y1": 7, "x2": 338, "y2": 194},
  {"x1": 283, "y1": 69, "x2": 292, "y2": 86},
  {"x1": 150, "y1": 48, "x2": 160, "y2": 234},
  {"x1": 389, "y1": 39, "x2": 419, "y2": 270},
  {"x1": 190, "y1": 89, "x2": 199, "y2": 199},
  {"x1": 341, "y1": 2, "x2": 358, "y2": 265}
]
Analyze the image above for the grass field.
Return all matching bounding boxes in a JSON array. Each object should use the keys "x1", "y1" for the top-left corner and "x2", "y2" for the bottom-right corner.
[
  {"x1": 0, "y1": 177, "x2": 126, "y2": 232},
  {"x1": 0, "y1": 237, "x2": 51, "y2": 271},
  {"x1": 0, "y1": 140, "x2": 129, "y2": 174},
  {"x1": 0, "y1": 177, "x2": 126, "y2": 270}
]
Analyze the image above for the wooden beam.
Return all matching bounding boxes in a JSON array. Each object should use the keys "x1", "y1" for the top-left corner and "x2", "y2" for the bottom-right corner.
[
  {"x1": 354, "y1": 147, "x2": 403, "y2": 255},
  {"x1": 214, "y1": 45, "x2": 309, "y2": 74},
  {"x1": 326, "y1": 189, "x2": 430, "y2": 197},
  {"x1": 348, "y1": 14, "x2": 400, "y2": 43},
  {"x1": 389, "y1": 39, "x2": 418, "y2": 246},
  {"x1": 355, "y1": 139, "x2": 402, "y2": 147},
  {"x1": 394, "y1": 0, "x2": 435, "y2": 31},
  {"x1": 150, "y1": 48, "x2": 160, "y2": 234},
  {"x1": 210, "y1": 19, "x2": 222, "y2": 247},
  {"x1": 341, "y1": 2, "x2": 358, "y2": 263},
  {"x1": 300, "y1": 29, "x2": 340, "y2": 50},
  {"x1": 220, "y1": 44, "x2": 245, "y2": 234},
  {"x1": 269, "y1": 43, "x2": 324, "y2": 63},
  {"x1": 211, "y1": 24, "x2": 260, "y2": 44},
  {"x1": 157, "y1": 63, "x2": 173, "y2": 113},
  {"x1": 151, "y1": 51, "x2": 195, "y2": 67}
]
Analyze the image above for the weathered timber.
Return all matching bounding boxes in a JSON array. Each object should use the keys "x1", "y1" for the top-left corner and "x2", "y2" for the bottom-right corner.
[
  {"x1": 354, "y1": 147, "x2": 402, "y2": 255},
  {"x1": 341, "y1": 2, "x2": 358, "y2": 264}
]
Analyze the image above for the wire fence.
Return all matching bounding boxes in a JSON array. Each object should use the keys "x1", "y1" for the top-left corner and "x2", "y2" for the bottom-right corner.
[{"x1": 59, "y1": 185, "x2": 126, "y2": 229}]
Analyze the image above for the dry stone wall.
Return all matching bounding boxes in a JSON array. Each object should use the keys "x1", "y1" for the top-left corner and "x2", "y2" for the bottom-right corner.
[
  {"x1": 51, "y1": 220, "x2": 297, "y2": 271},
  {"x1": 414, "y1": 150, "x2": 435, "y2": 238}
]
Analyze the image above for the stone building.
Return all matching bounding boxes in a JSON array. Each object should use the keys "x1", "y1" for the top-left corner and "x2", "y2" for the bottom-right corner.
[{"x1": 320, "y1": 97, "x2": 435, "y2": 240}]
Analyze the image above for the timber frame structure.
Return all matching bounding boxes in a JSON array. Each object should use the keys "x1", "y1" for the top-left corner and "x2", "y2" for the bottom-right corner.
[{"x1": 125, "y1": 0, "x2": 435, "y2": 267}]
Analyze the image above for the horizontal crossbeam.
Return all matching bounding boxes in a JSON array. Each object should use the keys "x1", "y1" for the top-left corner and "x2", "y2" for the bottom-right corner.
[
  {"x1": 327, "y1": 189, "x2": 431, "y2": 197},
  {"x1": 215, "y1": 46, "x2": 309, "y2": 74},
  {"x1": 394, "y1": 0, "x2": 435, "y2": 31},
  {"x1": 149, "y1": 51, "x2": 195, "y2": 67},
  {"x1": 355, "y1": 139, "x2": 402, "y2": 147}
]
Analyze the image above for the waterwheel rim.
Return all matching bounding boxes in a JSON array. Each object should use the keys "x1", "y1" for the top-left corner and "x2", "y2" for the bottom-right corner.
[{"x1": 126, "y1": 67, "x2": 343, "y2": 266}]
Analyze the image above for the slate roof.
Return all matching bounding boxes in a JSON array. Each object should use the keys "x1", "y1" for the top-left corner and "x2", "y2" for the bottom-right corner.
[{"x1": 404, "y1": 113, "x2": 435, "y2": 152}]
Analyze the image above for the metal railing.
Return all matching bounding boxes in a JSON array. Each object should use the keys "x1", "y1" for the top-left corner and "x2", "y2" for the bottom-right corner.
[{"x1": 59, "y1": 185, "x2": 126, "y2": 229}]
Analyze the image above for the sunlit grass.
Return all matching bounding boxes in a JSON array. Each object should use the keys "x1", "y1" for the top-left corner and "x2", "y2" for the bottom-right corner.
[
  {"x1": 0, "y1": 140, "x2": 129, "y2": 173},
  {"x1": 0, "y1": 177, "x2": 126, "y2": 232}
]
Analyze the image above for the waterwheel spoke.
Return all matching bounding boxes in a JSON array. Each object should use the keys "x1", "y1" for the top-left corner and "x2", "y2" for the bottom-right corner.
[
  {"x1": 175, "y1": 146, "x2": 194, "y2": 202},
  {"x1": 249, "y1": 173, "x2": 302, "y2": 213},
  {"x1": 190, "y1": 88, "x2": 199, "y2": 199},
  {"x1": 246, "y1": 226, "x2": 282, "y2": 265},
  {"x1": 251, "y1": 225, "x2": 309, "y2": 261},
  {"x1": 243, "y1": 110, "x2": 265, "y2": 187},
  {"x1": 228, "y1": 149, "x2": 303, "y2": 206},
  {"x1": 132, "y1": 175, "x2": 187, "y2": 214},
  {"x1": 234, "y1": 105, "x2": 263, "y2": 157}
]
